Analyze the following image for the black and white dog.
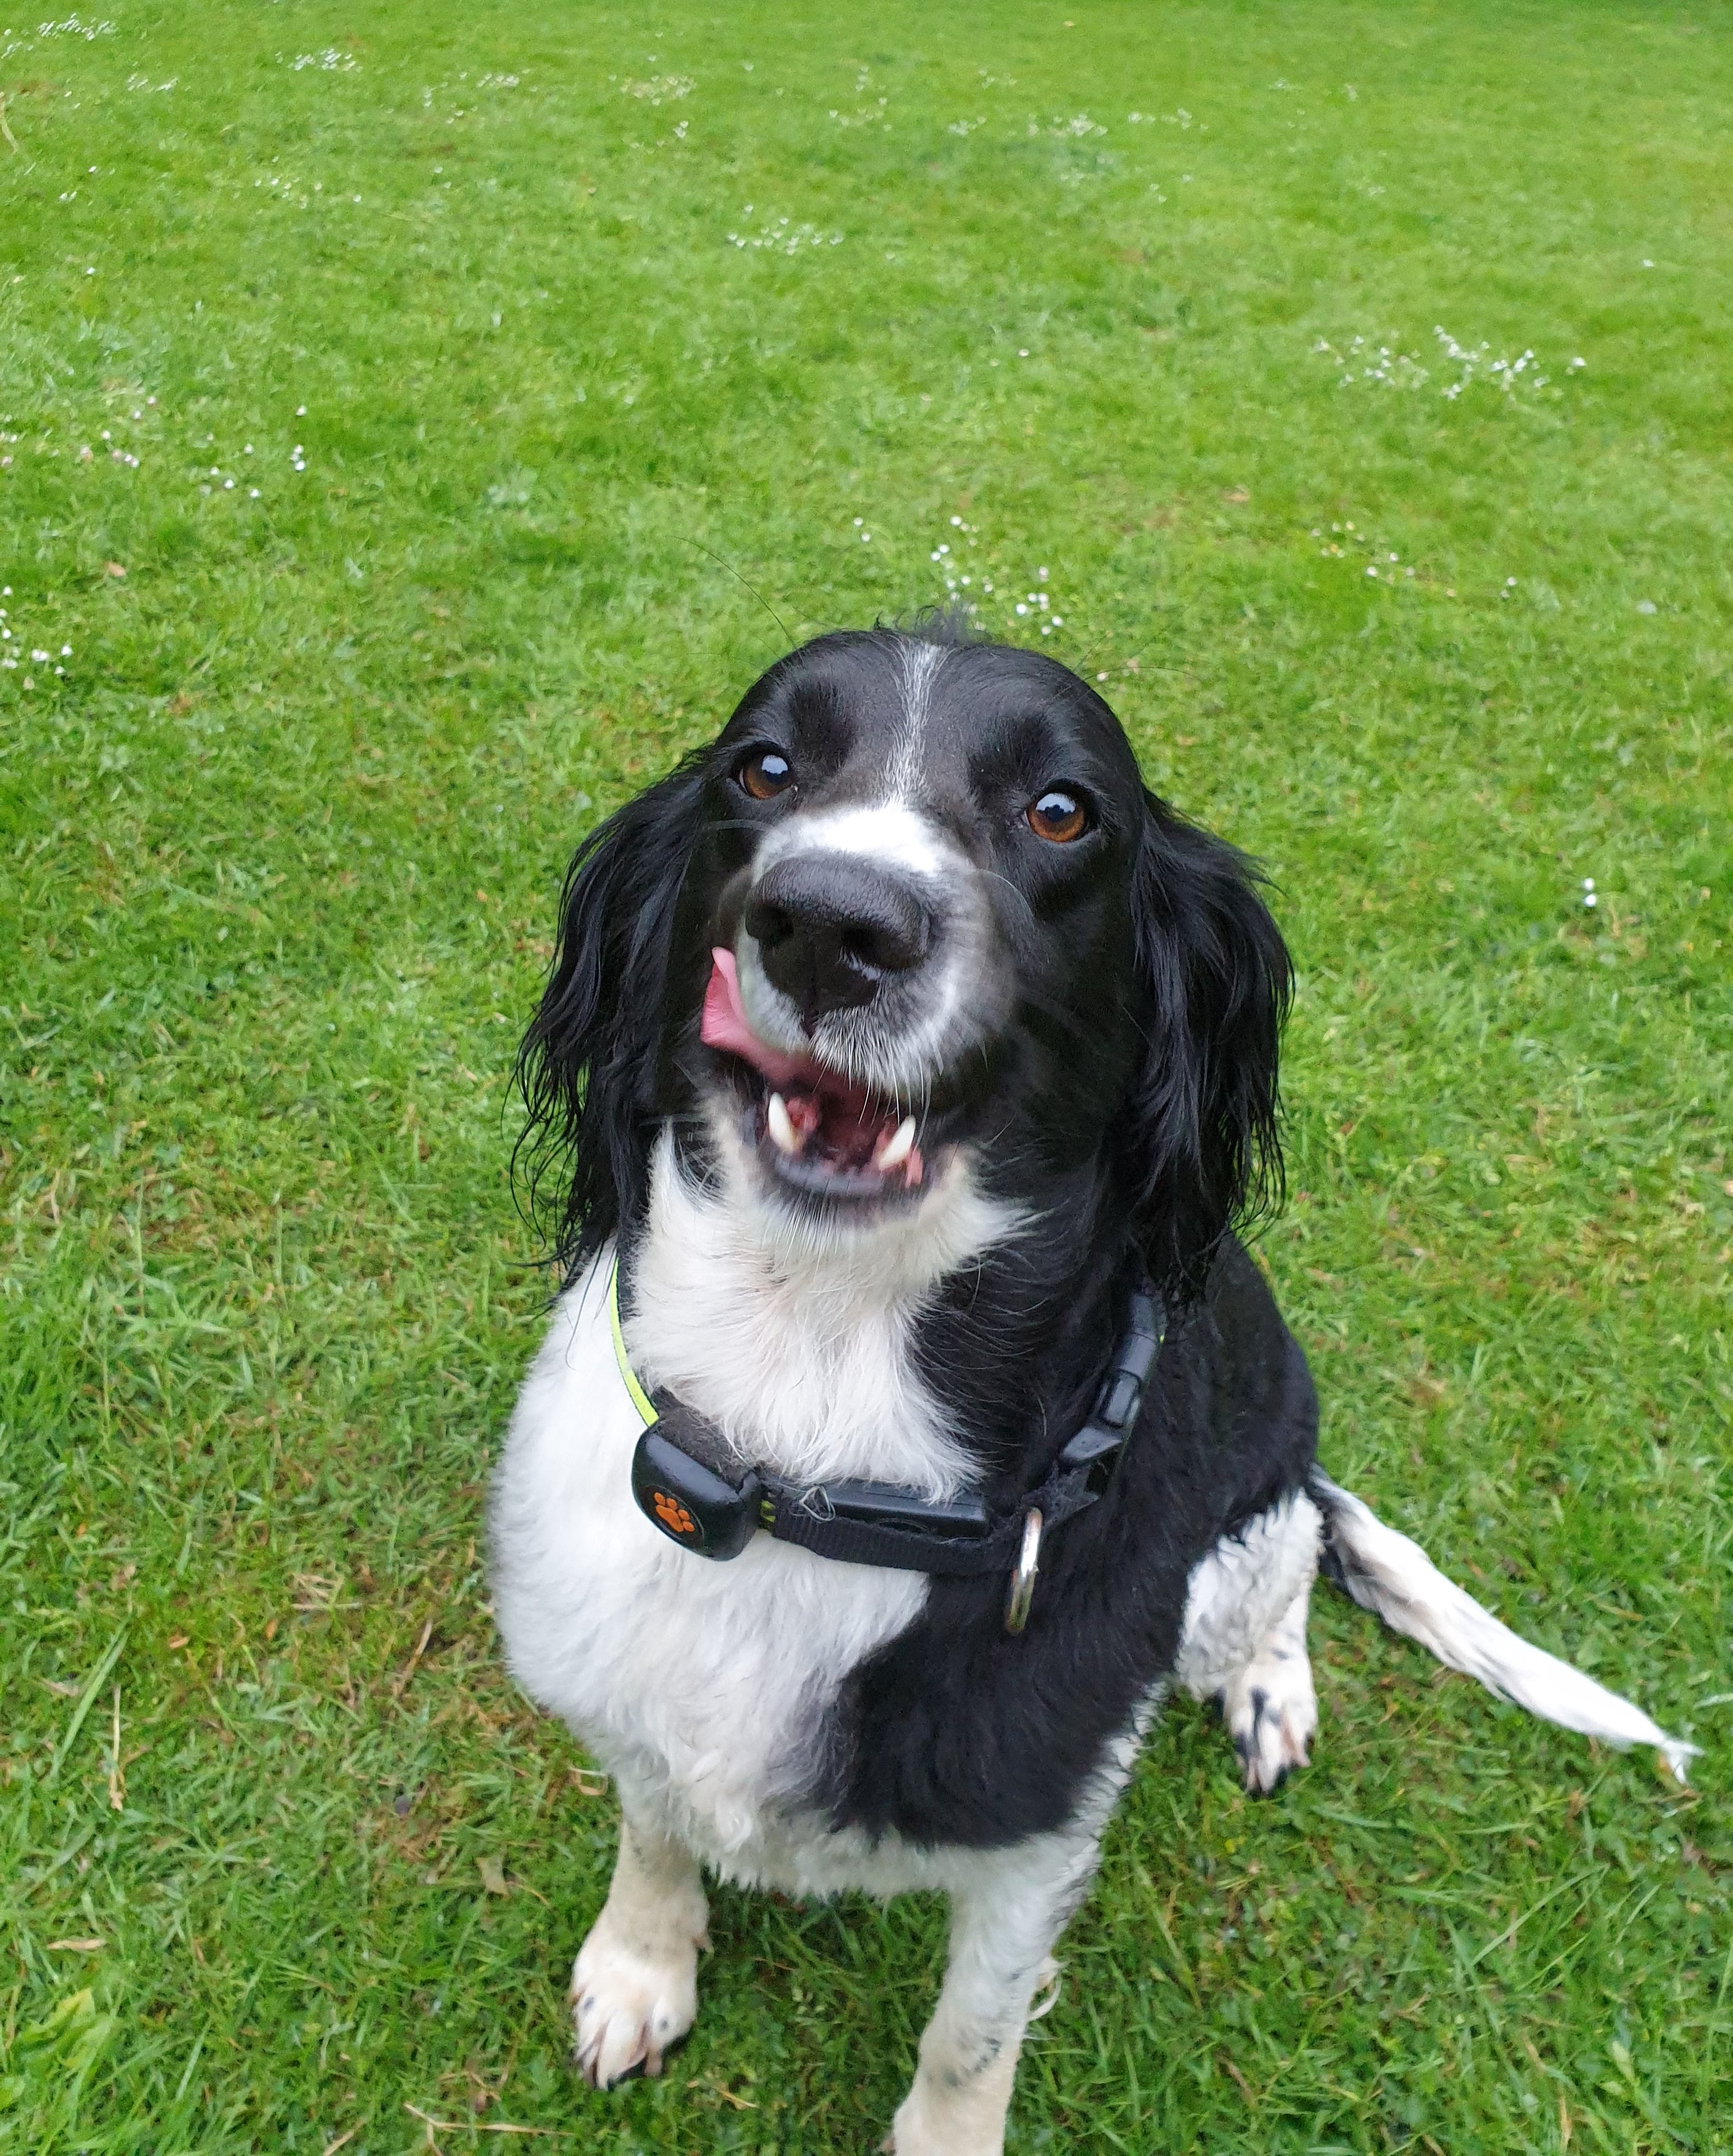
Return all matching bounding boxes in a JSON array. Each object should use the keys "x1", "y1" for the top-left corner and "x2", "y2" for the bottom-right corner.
[{"x1": 490, "y1": 623, "x2": 1692, "y2": 2153}]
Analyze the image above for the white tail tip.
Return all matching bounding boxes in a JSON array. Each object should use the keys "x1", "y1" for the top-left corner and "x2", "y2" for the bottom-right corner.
[{"x1": 1310, "y1": 1469, "x2": 1699, "y2": 1784}]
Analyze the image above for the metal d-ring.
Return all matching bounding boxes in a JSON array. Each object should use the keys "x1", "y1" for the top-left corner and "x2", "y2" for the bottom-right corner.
[{"x1": 1003, "y1": 1507, "x2": 1043, "y2": 1636}]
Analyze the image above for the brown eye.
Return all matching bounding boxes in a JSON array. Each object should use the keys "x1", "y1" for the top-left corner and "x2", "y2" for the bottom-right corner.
[
  {"x1": 1026, "y1": 790, "x2": 1089, "y2": 843},
  {"x1": 739, "y1": 749, "x2": 794, "y2": 801}
]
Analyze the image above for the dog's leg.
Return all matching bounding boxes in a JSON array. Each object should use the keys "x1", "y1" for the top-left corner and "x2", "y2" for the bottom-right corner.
[
  {"x1": 1217, "y1": 1574, "x2": 1319, "y2": 1795},
  {"x1": 888, "y1": 1835, "x2": 1096, "y2": 2156},
  {"x1": 1173, "y1": 1494, "x2": 1322, "y2": 1794},
  {"x1": 570, "y1": 1807, "x2": 708, "y2": 2089}
]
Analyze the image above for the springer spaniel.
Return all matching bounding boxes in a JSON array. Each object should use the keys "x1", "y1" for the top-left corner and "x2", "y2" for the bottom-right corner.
[{"x1": 489, "y1": 622, "x2": 1691, "y2": 2153}]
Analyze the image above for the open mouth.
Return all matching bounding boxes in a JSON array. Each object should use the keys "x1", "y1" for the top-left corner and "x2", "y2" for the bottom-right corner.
[{"x1": 700, "y1": 948, "x2": 932, "y2": 1203}]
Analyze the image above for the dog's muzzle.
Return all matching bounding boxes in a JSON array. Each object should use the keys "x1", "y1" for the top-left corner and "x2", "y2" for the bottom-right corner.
[{"x1": 744, "y1": 855, "x2": 934, "y2": 1030}]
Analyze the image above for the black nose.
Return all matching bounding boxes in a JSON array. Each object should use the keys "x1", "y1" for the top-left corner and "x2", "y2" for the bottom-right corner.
[{"x1": 744, "y1": 856, "x2": 932, "y2": 1027}]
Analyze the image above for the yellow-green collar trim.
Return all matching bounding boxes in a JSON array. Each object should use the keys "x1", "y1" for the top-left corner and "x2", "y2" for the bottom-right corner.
[{"x1": 609, "y1": 1257, "x2": 657, "y2": 1429}]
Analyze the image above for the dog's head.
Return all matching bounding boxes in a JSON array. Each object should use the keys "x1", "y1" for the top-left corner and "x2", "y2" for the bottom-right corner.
[{"x1": 519, "y1": 625, "x2": 1289, "y2": 1296}]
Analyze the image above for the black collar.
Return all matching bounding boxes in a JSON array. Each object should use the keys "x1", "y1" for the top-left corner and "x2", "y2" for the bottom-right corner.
[{"x1": 612, "y1": 1256, "x2": 1165, "y2": 1625}]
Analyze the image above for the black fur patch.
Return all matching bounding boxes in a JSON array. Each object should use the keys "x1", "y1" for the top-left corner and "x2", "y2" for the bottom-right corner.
[{"x1": 822, "y1": 1236, "x2": 1318, "y2": 1848}]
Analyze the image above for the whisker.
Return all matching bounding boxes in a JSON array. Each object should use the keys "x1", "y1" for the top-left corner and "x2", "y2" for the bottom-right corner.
[{"x1": 688, "y1": 539, "x2": 794, "y2": 646}]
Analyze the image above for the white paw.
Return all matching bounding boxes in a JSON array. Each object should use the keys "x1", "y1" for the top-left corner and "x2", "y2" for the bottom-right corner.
[
  {"x1": 884, "y1": 2044, "x2": 1019, "y2": 2154},
  {"x1": 1221, "y1": 1648, "x2": 1318, "y2": 1795},
  {"x1": 884, "y1": 2089, "x2": 1007, "y2": 2156},
  {"x1": 570, "y1": 1917, "x2": 701, "y2": 2088}
]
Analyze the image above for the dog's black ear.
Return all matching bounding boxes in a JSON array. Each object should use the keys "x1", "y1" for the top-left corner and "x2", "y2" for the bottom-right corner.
[
  {"x1": 1120, "y1": 790, "x2": 1291, "y2": 1297},
  {"x1": 515, "y1": 756, "x2": 708, "y2": 1274}
]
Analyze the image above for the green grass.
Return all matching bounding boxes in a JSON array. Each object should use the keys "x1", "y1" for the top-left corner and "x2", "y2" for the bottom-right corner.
[{"x1": 2, "y1": 0, "x2": 1730, "y2": 2147}]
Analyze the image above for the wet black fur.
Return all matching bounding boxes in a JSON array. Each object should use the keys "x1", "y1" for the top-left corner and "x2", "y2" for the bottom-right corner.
[
  {"x1": 515, "y1": 624, "x2": 1318, "y2": 1848},
  {"x1": 832, "y1": 1237, "x2": 1317, "y2": 1845},
  {"x1": 515, "y1": 749, "x2": 709, "y2": 1270}
]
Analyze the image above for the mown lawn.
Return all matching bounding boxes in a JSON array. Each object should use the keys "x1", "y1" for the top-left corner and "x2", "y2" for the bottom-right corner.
[{"x1": 2, "y1": 1, "x2": 1730, "y2": 2149}]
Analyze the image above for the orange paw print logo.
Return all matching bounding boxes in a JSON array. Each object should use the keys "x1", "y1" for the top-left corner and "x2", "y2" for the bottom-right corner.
[{"x1": 652, "y1": 1490, "x2": 697, "y2": 1537}]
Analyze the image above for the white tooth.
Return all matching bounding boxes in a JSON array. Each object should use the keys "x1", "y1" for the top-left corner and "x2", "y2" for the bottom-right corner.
[
  {"x1": 877, "y1": 1115, "x2": 916, "y2": 1172},
  {"x1": 767, "y1": 1092, "x2": 800, "y2": 1156}
]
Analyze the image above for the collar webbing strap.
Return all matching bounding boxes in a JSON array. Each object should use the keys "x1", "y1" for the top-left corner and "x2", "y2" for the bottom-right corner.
[
  {"x1": 609, "y1": 1258, "x2": 658, "y2": 1428},
  {"x1": 610, "y1": 1250, "x2": 1165, "y2": 1583}
]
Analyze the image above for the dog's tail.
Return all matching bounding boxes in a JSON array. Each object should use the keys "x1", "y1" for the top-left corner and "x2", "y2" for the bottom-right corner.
[{"x1": 1307, "y1": 1467, "x2": 1698, "y2": 1782}]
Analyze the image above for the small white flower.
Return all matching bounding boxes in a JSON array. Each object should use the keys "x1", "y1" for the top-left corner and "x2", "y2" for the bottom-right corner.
[{"x1": 1636, "y1": 599, "x2": 1656, "y2": 615}]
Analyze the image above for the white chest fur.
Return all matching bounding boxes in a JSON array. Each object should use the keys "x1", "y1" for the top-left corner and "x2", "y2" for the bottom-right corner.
[
  {"x1": 490, "y1": 1132, "x2": 1316, "y2": 1894},
  {"x1": 489, "y1": 1134, "x2": 1018, "y2": 1884},
  {"x1": 623, "y1": 1122, "x2": 1011, "y2": 1494}
]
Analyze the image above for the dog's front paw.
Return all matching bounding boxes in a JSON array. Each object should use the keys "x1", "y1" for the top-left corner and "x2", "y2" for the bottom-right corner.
[
  {"x1": 1221, "y1": 1647, "x2": 1318, "y2": 1795},
  {"x1": 570, "y1": 1919, "x2": 701, "y2": 2088},
  {"x1": 884, "y1": 2048, "x2": 1018, "y2": 2155},
  {"x1": 884, "y1": 2086, "x2": 1009, "y2": 2156}
]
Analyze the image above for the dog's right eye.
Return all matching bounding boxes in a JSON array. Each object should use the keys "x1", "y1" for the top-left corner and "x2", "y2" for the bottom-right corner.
[{"x1": 738, "y1": 749, "x2": 795, "y2": 801}]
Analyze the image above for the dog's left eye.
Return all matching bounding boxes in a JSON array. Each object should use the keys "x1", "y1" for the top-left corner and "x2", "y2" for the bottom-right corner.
[
  {"x1": 1026, "y1": 790, "x2": 1091, "y2": 844},
  {"x1": 738, "y1": 749, "x2": 795, "y2": 801}
]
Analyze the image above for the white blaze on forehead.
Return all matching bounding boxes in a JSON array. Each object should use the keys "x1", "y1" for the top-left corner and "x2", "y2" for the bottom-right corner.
[
  {"x1": 753, "y1": 800, "x2": 954, "y2": 882},
  {"x1": 888, "y1": 639, "x2": 946, "y2": 803},
  {"x1": 736, "y1": 682, "x2": 1002, "y2": 1098}
]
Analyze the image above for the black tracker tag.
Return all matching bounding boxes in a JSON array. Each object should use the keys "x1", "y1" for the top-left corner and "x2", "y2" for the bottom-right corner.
[{"x1": 630, "y1": 1427, "x2": 763, "y2": 1561}]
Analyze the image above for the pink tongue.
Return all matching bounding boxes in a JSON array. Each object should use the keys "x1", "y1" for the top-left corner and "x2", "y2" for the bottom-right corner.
[
  {"x1": 700, "y1": 947, "x2": 824, "y2": 1091},
  {"x1": 700, "y1": 947, "x2": 925, "y2": 1186}
]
